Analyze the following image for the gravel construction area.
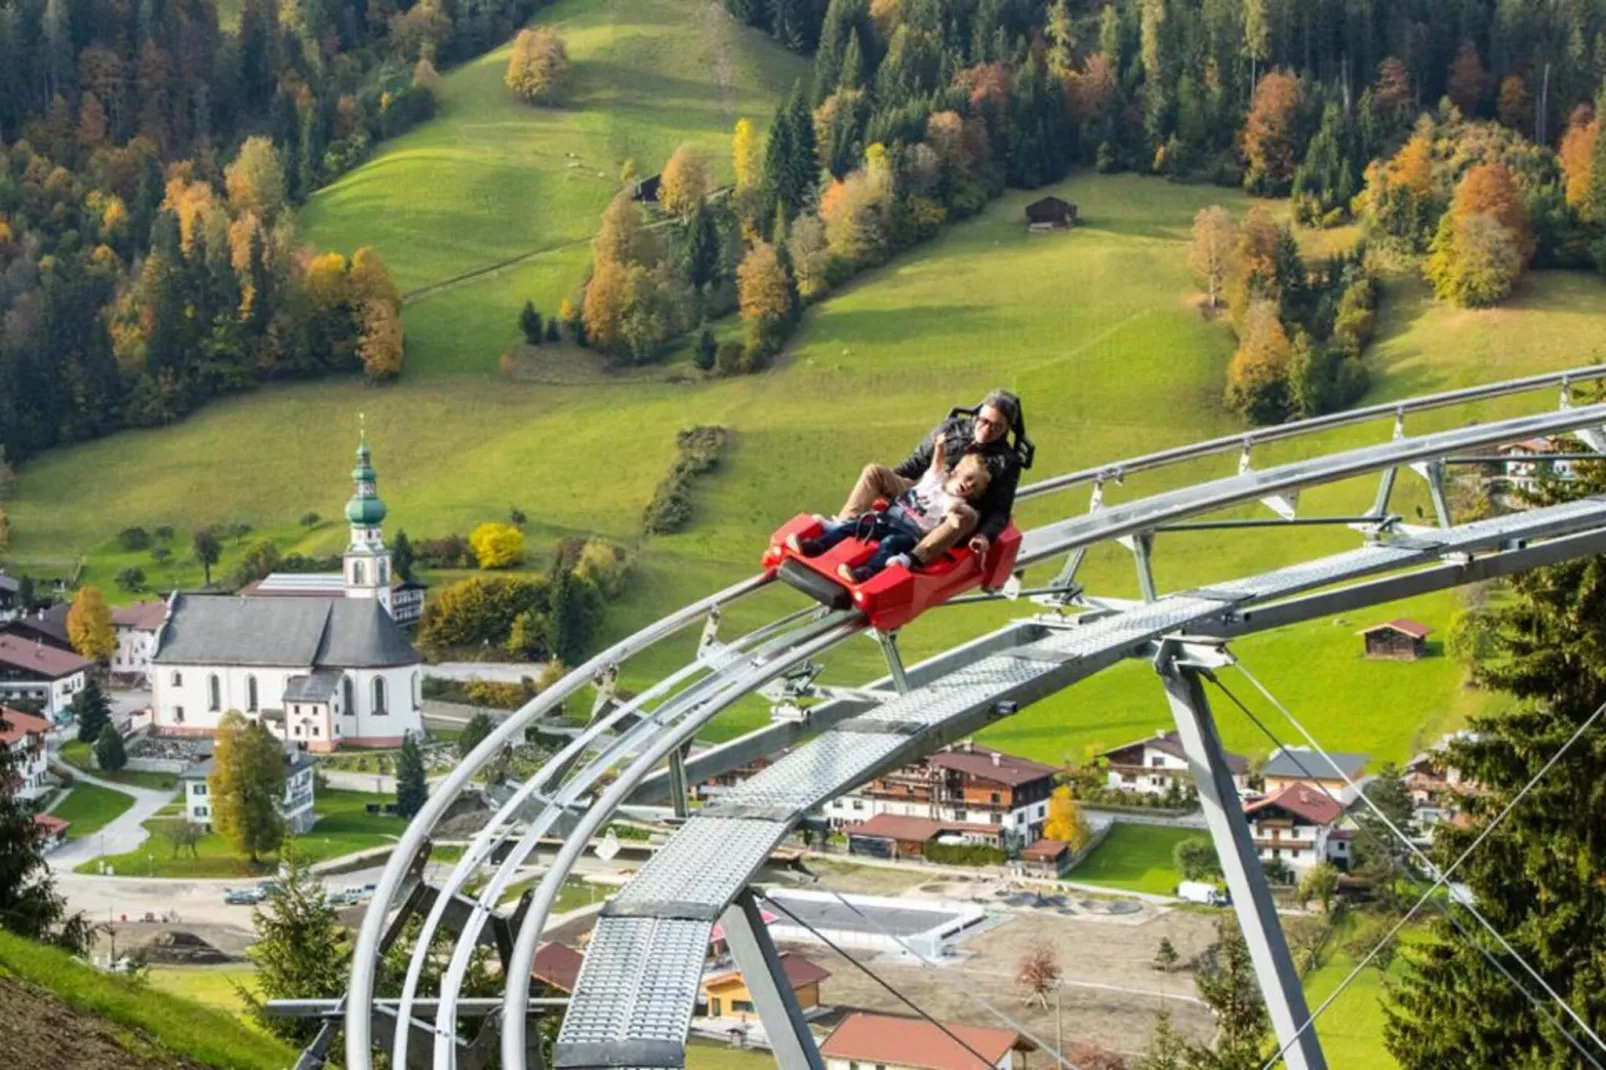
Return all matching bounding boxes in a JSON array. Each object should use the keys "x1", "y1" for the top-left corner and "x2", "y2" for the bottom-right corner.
[
  {"x1": 0, "y1": 976, "x2": 206, "y2": 1070},
  {"x1": 785, "y1": 906, "x2": 1223, "y2": 1058}
]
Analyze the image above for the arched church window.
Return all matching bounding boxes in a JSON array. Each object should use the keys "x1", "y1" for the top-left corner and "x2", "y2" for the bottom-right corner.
[
  {"x1": 343, "y1": 676, "x2": 355, "y2": 715},
  {"x1": 352, "y1": 560, "x2": 366, "y2": 586},
  {"x1": 373, "y1": 677, "x2": 388, "y2": 716},
  {"x1": 207, "y1": 674, "x2": 221, "y2": 712},
  {"x1": 246, "y1": 675, "x2": 259, "y2": 712}
]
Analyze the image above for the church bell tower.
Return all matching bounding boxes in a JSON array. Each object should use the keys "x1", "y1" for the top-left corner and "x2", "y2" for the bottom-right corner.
[{"x1": 343, "y1": 432, "x2": 393, "y2": 613}]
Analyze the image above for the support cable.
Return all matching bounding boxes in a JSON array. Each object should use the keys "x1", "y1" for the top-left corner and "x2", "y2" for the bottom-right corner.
[
  {"x1": 753, "y1": 893, "x2": 1018, "y2": 1070},
  {"x1": 1226, "y1": 662, "x2": 1606, "y2": 1065},
  {"x1": 1212, "y1": 677, "x2": 1606, "y2": 1070},
  {"x1": 760, "y1": 887, "x2": 1082, "y2": 1070},
  {"x1": 1202, "y1": 668, "x2": 1604, "y2": 1070}
]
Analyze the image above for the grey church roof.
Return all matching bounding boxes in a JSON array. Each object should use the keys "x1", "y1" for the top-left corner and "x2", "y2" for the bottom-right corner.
[
  {"x1": 284, "y1": 670, "x2": 343, "y2": 703},
  {"x1": 153, "y1": 594, "x2": 419, "y2": 669}
]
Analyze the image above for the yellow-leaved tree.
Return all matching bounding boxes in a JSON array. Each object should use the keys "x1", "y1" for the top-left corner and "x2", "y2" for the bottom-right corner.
[
  {"x1": 469, "y1": 521, "x2": 526, "y2": 569},
  {"x1": 737, "y1": 240, "x2": 793, "y2": 360},
  {"x1": 1188, "y1": 205, "x2": 1237, "y2": 309},
  {"x1": 732, "y1": 118, "x2": 762, "y2": 192},
  {"x1": 658, "y1": 144, "x2": 710, "y2": 218},
  {"x1": 209, "y1": 711, "x2": 287, "y2": 864},
  {"x1": 1042, "y1": 784, "x2": 1092, "y2": 853},
  {"x1": 66, "y1": 585, "x2": 115, "y2": 662},
  {"x1": 505, "y1": 26, "x2": 570, "y2": 105},
  {"x1": 224, "y1": 136, "x2": 287, "y2": 223}
]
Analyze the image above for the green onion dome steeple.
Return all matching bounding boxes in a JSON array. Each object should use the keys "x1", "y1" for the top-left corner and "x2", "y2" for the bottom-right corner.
[{"x1": 345, "y1": 437, "x2": 388, "y2": 527}]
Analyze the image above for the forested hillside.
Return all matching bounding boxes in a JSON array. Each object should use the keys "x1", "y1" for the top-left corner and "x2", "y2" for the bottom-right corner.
[{"x1": 0, "y1": 0, "x2": 544, "y2": 469}]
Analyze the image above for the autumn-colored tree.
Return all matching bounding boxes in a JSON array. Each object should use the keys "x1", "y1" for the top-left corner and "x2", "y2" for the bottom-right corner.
[
  {"x1": 1496, "y1": 75, "x2": 1530, "y2": 136},
  {"x1": 1189, "y1": 205, "x2": 1236, "y2": 308},
  {"x1": 390, "y1": 0, "x2": 452, "y2": 63},
  {"x1": 358, "y1": 300, "x2": 404, "y2": 381},
  {"x1": 161, "y1": 173, "x2": 219, "y2": 252},
  {"x1": 1373, "y1": 57, "x2": 1411, "y2": 116},
  {"x1": 1016, "y1": 945, "x2": 1060, "y2": 1008},
  {"x1": 1388, "y1": 127, "x2": 1434, "y2": 196},
  {"x1": 1043, "y1": 785, "x2": 1092, "y2": 852},
  {"x1": 469, "y1": 521, "x2": 526, "y2": 569},
  {"x1": 349, "y1": 247, "x2": 401, "y2": 310},
  {"x1": 1446, "y1": 39, "x2": 1486, "y2": 115},
  {"x1": 1226, "y1": 299, "x2": 1293, "y2": 424},
  {"x1": 658, "y1": 144, "x2": 709, "y2": 218},
  {"x1": 786, "y1": 213, "x2": 830, "y2": 301},
  {"x1": 737, "y1": 241, "x2": 792, "y2": 323},
  {"x1": 1559, "y1": 105, "x2": 1599, "y2": 215},
  {"x1": 1064, "y1": 53, "x2": 1116, "y2": 124},
  {"x1": 412, "y1": 58, "x2": 442, "y2": 96},
  {"x1": 209, "y1": 711, "x2": 286, "y2": 863},
  {"x1": 1424, "y1": 211, "x2": 1523, "y2": 308},
  {"x1": 505, "y1": 26, "x2": 570, "y2": 106},
  {"x1": 66, "y1": 585, "x2": 115, "y2": 662},
  {"x1": 76, "y1": 92, "x2": 107, "y2": 151},
  {"x1": 1448, "y1": 161, "x2": 1533, "y2": 264},
  {"x1": 592, "y1": 192, "x2": 647, "y2": 269},
  {"x1": 0, "y1": 508, "x2": 9, "y2": 554},
  {"x1": 225, "y1": 136, "x2": 287, "y2": 222},
  {"x1": 581, "y1": 258, "x2": 629, "y2": 352},
  {"x1": 820, "y1": 160, "x2": 893, "y2": 266},
  {"x1": 732, "y1": 118, "x2": 762, "y2": 192},
  {"x1": 1243, "y1": 70, "x2": 1301, "y2": 193}
]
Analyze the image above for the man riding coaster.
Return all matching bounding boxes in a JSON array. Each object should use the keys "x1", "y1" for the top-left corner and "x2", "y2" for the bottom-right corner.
[{"x1": 787, "y1": 388, "x2": 1028, "y2": 584}]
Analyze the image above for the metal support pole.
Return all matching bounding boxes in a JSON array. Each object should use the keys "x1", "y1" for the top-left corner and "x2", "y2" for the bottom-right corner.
[
  {"x1": 667, "y1": 743, "x2": 691, "y2": 819},
  {"x1": 874, "y1": 630, "x2": 911, "y2": 695},
  {"x1": 719, "y1": 888, "x2": 825, "y2": 1070},
  {"x1": 1048, "y1": 478, "x2": 1105, "y2": 599},
  {"x1": 1130, "y1": 531, "x2": 1158, "y2": 603},
  {"x1": 1153, "y1": 643, "x2": 1327, "y2": 1070},
  {"x1": 1424, "y1": 458, "x2": 1452, "y2": 528}
]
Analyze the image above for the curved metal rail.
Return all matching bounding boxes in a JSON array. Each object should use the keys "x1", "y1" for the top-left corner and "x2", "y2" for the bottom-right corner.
[{"x1": 335, "y1": 364, "x2": 1606, "y2": 1070}]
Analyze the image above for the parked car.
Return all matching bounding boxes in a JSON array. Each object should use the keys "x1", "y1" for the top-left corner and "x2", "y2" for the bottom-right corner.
[
  {"x1": 256, "y1": 879, "x2": 283, "y2": 897},
  {"x1": 224, "y1": 887, "x2": 265, "y2": 905},
  {"x1": 343, "y1": 883, "x2": 377, "y2": 903}
]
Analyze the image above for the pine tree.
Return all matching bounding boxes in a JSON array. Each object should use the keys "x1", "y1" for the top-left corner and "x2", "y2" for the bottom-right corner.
[
  {"x1": 242, "y1": 849, "x2": 348, "y2": 1044},
  {"x1": 73, "y1": 679, "x2": 112, "y2": 744},
  {"x1": 395, "y1": 731, "x2": 428, "y2": 819},
  {"x1": 1135, "y1": 1006, "x2": 1188, "y2": 1069},
  {"x1": 95, "y1": 722, "x2": 128, "y2": 771},
  {"x1": 392, "y1": 529, "x2": 415, "y2": 581},
  {"x1": 1193, "y1": 915, "x2": 1270, "y2": 1066},
  {"x1": 0, "y1": 709, "x2": 92, "y2": 952},
  {"x1": 458, "y1": 712, "x2": 495, "y2": 760},
  {"x1": 519, "y1": 300, "x2": 543, "y2": 345},
  {"x1": 695, "y1": 327, "x2": 718, "y2": 371},
  {"x1": 685, "y1": 203, "x2": 721, "y2": 290},
  {"x1": 1385, "y1": 480, "x2": 1606, "y2": 1065}
]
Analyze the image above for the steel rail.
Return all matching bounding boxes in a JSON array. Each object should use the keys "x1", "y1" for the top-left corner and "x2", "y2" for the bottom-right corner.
[
  {"x1": 1013, "y1": 362, "x2": 1606, "y2": 504},
  {"x1": 417, "y1": 609, "x2": 861, "y2": 1068},
  {"x1": 344, "y1": 572, "x2": 773, "y2": 1067},
  {"x1": 499, "y1": 619, "x2": 863, "y2": 1067}
]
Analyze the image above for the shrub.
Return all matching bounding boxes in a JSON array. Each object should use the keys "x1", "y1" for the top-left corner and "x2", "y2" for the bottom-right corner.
[
  {"x1": 643, "y1": 427, "x2": 729, "y2": 535},
  {"x1": 469, "y1": 522, "x2": 526, "y2": 569},
  {"x1": 117, "y1": 527, "x2": 151, "y2": 551},
  {"x1": 419, "y1": 574, "x2": 550, "y2": 653},
  {"x1": 924, "y1": 842, "x2": 1008, "y2": 866},
  {"x1": 415, "y1": 533, "x2": 476, "y2": 569}
]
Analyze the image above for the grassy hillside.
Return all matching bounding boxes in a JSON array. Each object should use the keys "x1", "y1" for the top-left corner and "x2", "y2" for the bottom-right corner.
[
  {"x1": 9, "y1": 173, "x2": 1606, "y2": 767},
  {"x1": 0, "y1": 930, "x2": 297, "y2": 1069},
  {"x1": 301, "y1": 0, "x2": 806, "y2": 376}
]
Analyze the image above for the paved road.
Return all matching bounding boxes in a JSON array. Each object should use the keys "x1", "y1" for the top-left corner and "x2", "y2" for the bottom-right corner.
[
  {"x1": 426, "y1": 662, "x2": 547, "y2": 684},
  {"x1": 47, "y1": 759, "x2": 175, "y2": 873}
]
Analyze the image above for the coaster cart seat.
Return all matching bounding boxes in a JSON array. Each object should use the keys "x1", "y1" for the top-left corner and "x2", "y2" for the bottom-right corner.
[{"x1": 761, "y1": 511, "x2": 1023, "y2": 633}]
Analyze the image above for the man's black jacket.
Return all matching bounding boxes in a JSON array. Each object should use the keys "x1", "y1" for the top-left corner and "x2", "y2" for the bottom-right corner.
[{"x1": 893, "y1": 415, "x2": 1021, "y2": 542}]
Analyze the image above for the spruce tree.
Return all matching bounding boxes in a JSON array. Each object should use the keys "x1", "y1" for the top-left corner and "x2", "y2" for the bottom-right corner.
[
  {"x1": 395, "y1": 731, "x2": 428, "y2": 819},
  {"x1": 0, "y1": 711, "x2": 92, "y2": 952},
  {"x1": 1385, "y1": 463, "x2": 1606, "y2": 1066},
  {"x1": 458, "y1": 712, "x2": 495, "y2": 760},
  {"x1": 686, "y1": 203, "x2": 720, "y2": 291},
  {"x1": 519, "y1": 300, "x2": 543, "y2": 345},
  {"x1": 95, "y1": 721, "x2": 127, "y2": 772},
  {"x1": 73, "y1": 679, "x2": 112, "y2": 744},
  {"x1": 1192, "y1": 915, "x2": 1270, "y2": 1067},
  {"x1": 392, "y1": 529, "x2": 415, "y2": 581},
  {"x1": 243, "y1": 849, "x2": 348, "y2": 1044}
]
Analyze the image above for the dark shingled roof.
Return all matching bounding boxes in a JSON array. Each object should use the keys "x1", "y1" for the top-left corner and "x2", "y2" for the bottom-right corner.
[
  {"x1": 284, "y1": 670, "x2": 343, "y2": 703},
  {"x1": 153, "y1": 594, "x2": 419, "y2": 669}
]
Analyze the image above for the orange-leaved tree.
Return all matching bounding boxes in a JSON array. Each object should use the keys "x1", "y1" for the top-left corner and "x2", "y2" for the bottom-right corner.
[
  {"x1": 1244, "y1": 70, "x2": 1301, "y2": 193},
  {"x1": 1226, "y1": 299, "x2": 1293, "y2": 424},
  {"x1": 67, "y1": 585, "x2": 115, "y2": 662}
]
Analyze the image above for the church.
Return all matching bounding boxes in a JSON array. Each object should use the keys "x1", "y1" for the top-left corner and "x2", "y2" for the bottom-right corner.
[{"x1": 148, "y1": 437, "x2": 423, "y2": 751}]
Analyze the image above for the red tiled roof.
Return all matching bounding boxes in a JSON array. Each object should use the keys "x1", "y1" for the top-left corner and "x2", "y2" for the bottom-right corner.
[
  {"x1": 847, "y1": 814, "x2": 1000, "y2": 841},
  {"x1": 0, "y1": 708, "x2": 53, "y2": 746},
  {"x1": 32, "y1": 814, "x2": 69, "y2": 837},
  {"x1": 0, "y1": 634, "x2": 91, "y2": 678},
  {"x1": 532, "y1": 942, "x2": 583, "y2": 994},
  {"x1": 1359, "y1": 618, "x2": 1434, "y2": 639},
  {"x1": 709, "y1": 907, "x2": 778, "y2": 944},
  {"x1": 1245, "y1": 783, "x2": 1344, "y2": 827},
  {"x1": 928, "y1": 744, "x2": 1058, "y2": 787},
  {"x1": 820, "y1": 1013, "x2": 1031, "y2": 1070},
  {"x1": 704, "y1": 951, "x2": 831, "y2": 992},
  {"x1": 111, "y1": 602, "x2": 167, "y2": 630},
  {"x1": 1020, "y1": 838, "x2": 1068, "y2": 862}
]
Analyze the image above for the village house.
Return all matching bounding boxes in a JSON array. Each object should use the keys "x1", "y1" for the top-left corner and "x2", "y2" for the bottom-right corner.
[
  {"x1": 32, "y1": 813, "x2": 70, "y2": 852},
  {"x1": 1244, "y1": 782, "x2": 1352, "y2": 876},
  {"x1": 0, "y1": 574, "x2": 20, "y2": 622},
  {"x1": 845, "y1": 813, "x2": 1004, "y2": 859},
  {"x1": 110, "y1": 602, "x2": 167, "y2": 683},
  {"x1": 824, "y1": 741, "x2": 1057, "y2": 848},
  {"x1": 698, "y1": 951, "x2": 831, "y2": 1021},
  {"x1": 1497, "y1": 437, "x2": 1575, "y2": 492},
  {"x1": 1, "y1": 706, "x2": 53, "y2": 803},
  {"x1": 820, "y1": 1012, "x2": 1035, "y2": 1070},
  {"x1": 178, "y1": 739, "x2": 317, "y2": 834},
  {"x1": 1098, "y1": 729, "x2": 1251, "y2": 797},
  {"x1": 149, "y1": 438, "x2": 424, "y2": 750},
  {"x1": 1359, "y1": 618, "x2": 1434, "y2": 660},
  {"x1": 1260, "y1": 746, "x2": 1371, "y2": 805},
  {"x1": 1405, "y1": 733, "x2": 1478, "y2": 830},
  {"x1": 0, "y1": 603, "x2": 72, "y2": 653},
  {"x1": 1016, "y1": 838, "x2": 1071, "y2": 879},
  {"x1": 0, "y1": 634, "x2": 90, "y2": 723}
]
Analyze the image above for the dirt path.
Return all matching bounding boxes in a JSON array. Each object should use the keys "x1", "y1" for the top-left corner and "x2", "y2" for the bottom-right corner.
[{"x1": 0, "y1": 976, "x2": 206, "y2": 1070}]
